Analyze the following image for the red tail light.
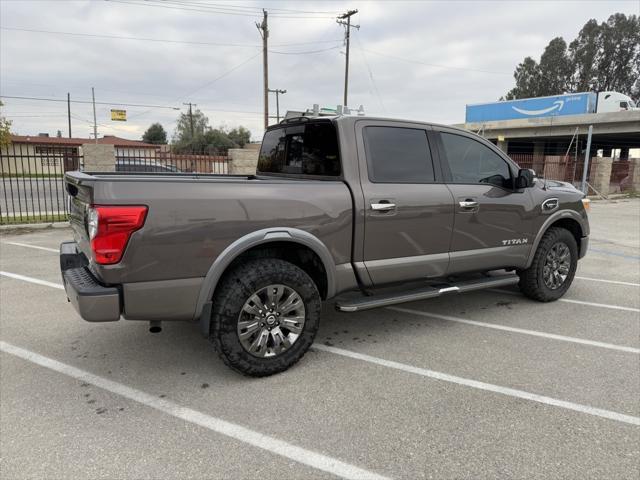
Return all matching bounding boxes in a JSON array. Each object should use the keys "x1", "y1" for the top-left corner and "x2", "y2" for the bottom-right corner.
[{"x1": 88, "y1": 205, "x2": 148, "y2": 265}]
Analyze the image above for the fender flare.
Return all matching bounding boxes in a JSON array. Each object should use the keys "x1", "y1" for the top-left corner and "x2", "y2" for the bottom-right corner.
[
  {"x1": 194, "y1": 227, "x2": 337, "y2": 321},
  {"x1": 525, "y1": 209, "x2": 586, "y2": 268}
]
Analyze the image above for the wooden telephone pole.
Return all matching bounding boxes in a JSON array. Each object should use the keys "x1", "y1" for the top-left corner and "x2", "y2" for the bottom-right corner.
[
  {"x1": 268, "y1": 88, "x2": 286, "y2": 122},
  {"x1": 256, "y1": 10, "x2": 269, "y2": 129},
  {"x1": 183, "y1": 102, "x2": 196, "y2": 137},
  {"x1": 337, "y1": 10, "x2": 359, "y2": 107}
]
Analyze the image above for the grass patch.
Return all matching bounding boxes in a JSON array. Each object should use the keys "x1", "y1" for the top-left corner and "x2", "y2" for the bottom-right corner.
[{"x1": 0, "y1": 214, "x2": 68, "y2": 225}]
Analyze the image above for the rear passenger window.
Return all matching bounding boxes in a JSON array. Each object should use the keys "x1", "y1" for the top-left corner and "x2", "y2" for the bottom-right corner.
[
  {"x1": 258, "y1": 122, "x2": 340, "y2": 176},
  {"x1": 363, "y1": 127, "x2": 435, "y2": 183},
  {"x1": 440, "y1": 132, "x2": 512, "y2": 188}
]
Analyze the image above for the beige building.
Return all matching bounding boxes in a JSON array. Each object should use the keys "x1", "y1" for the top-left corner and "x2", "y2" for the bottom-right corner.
[{"x1": 1, "y1": 134, "x2": 158, "y2": 175}]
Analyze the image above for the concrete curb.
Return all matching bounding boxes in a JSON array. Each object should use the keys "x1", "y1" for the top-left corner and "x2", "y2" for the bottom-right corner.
[{"x1": 0, "y1": 221, "x2": 70, "y2": 232}]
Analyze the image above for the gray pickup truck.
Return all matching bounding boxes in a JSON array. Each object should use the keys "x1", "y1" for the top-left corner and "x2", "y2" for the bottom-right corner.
[{"x1": 61, "y1": 115, "x2": 589, "y2": 376}]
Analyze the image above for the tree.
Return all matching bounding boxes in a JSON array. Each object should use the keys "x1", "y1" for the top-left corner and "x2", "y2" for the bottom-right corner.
[
  {"x1": 0, "y1": 101, "x2": 12, "y2": 147},
  {"x1": 171, "y1": 109, "x2": 252, "y2": 153},
  {"x1": 227, "y1": 126, "x2": 251, "y2": 147},
  {"x1": 594, "y1": 13, "x2": 640, "y2": 93},
  {"x1": 504, "y1": 57, "x2": 542, "y2": 100},
  {"x1": 537, "y1": 37, "x2": 572, "y2": 94},
  {"x1": 203, "y1": 128, "x2": 237, "y2": 152},
  {"x1": 505, "y1": 13, "x2": 640, "y2": 100},
  {"x1": 172, "y1": 108, "x2": 210, "y2": 153},
  {"x1": 569, "y1": 19, "x2": 601, "y2": 92},
  {"x1": 142, "y1": 123, "x2": 168, "y2": 144}
]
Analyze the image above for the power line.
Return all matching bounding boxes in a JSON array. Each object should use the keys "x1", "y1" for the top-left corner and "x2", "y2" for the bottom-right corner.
[
  {"x1": 0, "y1": 95, "x2": 181, "y2": 110},
  {"x1": 354, "y1": 35, "x2": 386, "y2": 113},
  {"x1": 106, "y1": 0, "x2": 336, "y2": 19},
  {"x1": 269, "y1": 45, "x2": 341, "y2": 55},
  {"x1": 126, "y1": 51, "x2": 261, "y2": 120},
  {"x1": 0, "y1": 26, "x2": 342, "y2": 48},
  {"x1": 159, "y1": 1, "x2": 342, "y2": 15},
  {"x1": 144, "y1": 0, "x2": 339, "y2": 18}
]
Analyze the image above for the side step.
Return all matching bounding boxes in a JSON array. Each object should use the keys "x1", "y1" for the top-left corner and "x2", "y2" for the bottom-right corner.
[{"x1": 336, "y1": 275, "x2": 519, "y2": 312}]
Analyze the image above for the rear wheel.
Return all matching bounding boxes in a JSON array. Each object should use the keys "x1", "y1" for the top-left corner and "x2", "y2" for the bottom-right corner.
[
  {"x1": 518, "y1": 227, "x2": 578, "y2": 302},
  {"x1": 210, "y1": 258, "x2": 321, "y2": 377}
]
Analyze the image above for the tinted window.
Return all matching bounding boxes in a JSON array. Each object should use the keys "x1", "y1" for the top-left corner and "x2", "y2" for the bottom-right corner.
[
  {"x1": 257, "y1": 122, "x2": 340, "y2": 176},
  {"x1": 440, "y1": 132, "x2": 512, "y2": 188},
  {"x1": 363, "y1": 127, "x2": 434, "y2": 183}
]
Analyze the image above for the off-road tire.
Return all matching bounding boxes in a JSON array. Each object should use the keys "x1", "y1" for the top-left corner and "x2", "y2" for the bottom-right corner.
[
  {"x1": 210, "y1": 258, "x2": 321, "y2": 377},
  {"x1": 518, "y1": 227, "x2": 578, "y2": 302}
]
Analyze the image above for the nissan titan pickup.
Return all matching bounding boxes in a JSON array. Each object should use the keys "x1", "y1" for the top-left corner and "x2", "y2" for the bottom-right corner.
[{"x1": 60, "y1": 115, "x2": 590, "y2": 376}]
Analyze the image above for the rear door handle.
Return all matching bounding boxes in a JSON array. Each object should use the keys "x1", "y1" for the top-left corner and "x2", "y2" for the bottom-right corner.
[
  {"x1": 371, "y1": 202, "x2": 396, "y2": 211},
  {"x1": 459, "y1": 200, "x2": 478, "y2": 209}
]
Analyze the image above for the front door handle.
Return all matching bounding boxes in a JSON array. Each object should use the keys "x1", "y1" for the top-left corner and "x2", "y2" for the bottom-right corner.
[
  {"x1": 371, "y1": 202, "x2": 396, "y2": 211},
  {"x1": 459, "y1": 200, "x2": 478, "y2": 209}
]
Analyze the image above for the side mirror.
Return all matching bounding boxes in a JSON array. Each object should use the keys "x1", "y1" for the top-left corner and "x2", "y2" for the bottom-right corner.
[{"x1": 516, "y1": 168, "x2": 535, "y2": 188}]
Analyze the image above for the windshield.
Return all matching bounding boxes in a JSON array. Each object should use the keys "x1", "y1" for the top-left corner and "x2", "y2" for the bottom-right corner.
[{"x1": 258, "y1": 122, "x2": 341, "y2": 177}]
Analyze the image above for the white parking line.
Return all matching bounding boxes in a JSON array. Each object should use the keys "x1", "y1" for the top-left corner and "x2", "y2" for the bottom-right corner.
[
  {"x1": 576, "y1": 276, "x2": 640, "y2": 287},
  {"x1": 0, "y1": 341, "x2": 390, "y2": 480},
  {"x1": 2, "y1": 241, "x2": 58, "y2": 253},
  {"x1": 490, "y1": 289, "x2": 640, "y2": 313},
  {"x1": 560, "y1": 298, "x2": 640, "y2": 313},
  {"x1": 3, "y1": 270, "x2": 640, "y2": 428},
  {"x1": 386, "y1": 306, "x2": 639, "y2": 354},
  {"x1": 313, "y1": 344, "x2": 640, "y2": 426},
  {"x1": 0, "y1": 271, "x2": 64, "y2": 290}
]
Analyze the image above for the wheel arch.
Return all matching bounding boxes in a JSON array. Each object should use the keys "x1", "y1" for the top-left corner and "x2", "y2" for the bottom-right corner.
[
  {"x1": 525, "y1": 210, "x2": 586, "y2": 268},
  {"x1": 194, "y1": 228, "x2": 337, "y2": 323}
]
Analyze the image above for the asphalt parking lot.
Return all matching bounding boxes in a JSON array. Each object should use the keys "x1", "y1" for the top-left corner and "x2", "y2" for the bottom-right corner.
[{"x1": 1, "y1": 199, "x2": 639, "y2": 480}]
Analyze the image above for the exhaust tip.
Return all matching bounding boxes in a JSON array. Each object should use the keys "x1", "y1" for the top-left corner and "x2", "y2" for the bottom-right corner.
[{"x1": 149, "y1": 321, "x2": 162, "y2": 333}]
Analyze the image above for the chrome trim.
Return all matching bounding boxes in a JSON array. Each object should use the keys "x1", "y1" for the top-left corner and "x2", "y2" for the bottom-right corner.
[
  {"x1": 438, "y1": 286, "x2": 459, "y2": 293},
  {"x1": 371, "y1": 202, "x2": 396, "y2": 211},
  {"x1": 542, "y1": 197, "x2": 559, "y2": 213},
  {"x1": 336, "y1": 275, "x2": 519, "y2": 312}
]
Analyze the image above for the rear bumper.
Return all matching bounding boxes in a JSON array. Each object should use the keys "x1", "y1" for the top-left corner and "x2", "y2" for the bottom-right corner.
[{"x1": 60, "y1": 242, "x2": 121, "y2": 322}]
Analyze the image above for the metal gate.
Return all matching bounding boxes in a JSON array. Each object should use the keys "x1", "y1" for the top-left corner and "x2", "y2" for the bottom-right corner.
[{"x1": 0, "y1": 143, "x2": 81, "y2": 224}]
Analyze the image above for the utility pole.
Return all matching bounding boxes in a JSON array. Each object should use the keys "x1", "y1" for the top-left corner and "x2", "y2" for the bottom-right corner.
[
  {"x1": 67, "y1": 92, "x2": 72, "y2": 138},
  {"x1": 256, "y1": 10, "x2": 269, "y2": 129},
  {"x1": 268, "y1": 89, "x2": 286, "y2": 123},
  {"x1": 183, "y1": 102, "x2": 196, "y2": 138},
  {"x1": 91, "y1": 87, "x2": 97, "y2": 144},
  {"x1": 337, "y1": 9, "x2": 359, "y2": 107},
  {"x1": 581, "y1": 125, "x2": 593, "y2": 194}
]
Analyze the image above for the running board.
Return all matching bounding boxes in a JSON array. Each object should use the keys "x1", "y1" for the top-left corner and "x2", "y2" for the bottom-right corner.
[{"x1": 335, "y1": 275, "x2": 519, "y2": 312}]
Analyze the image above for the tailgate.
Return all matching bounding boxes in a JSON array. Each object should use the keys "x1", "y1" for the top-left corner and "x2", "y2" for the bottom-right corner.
[{"x1": 65, "y1": 172, "x2": 95, "y2": 262}]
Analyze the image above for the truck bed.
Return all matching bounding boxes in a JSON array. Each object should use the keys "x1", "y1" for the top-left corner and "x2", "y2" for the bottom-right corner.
[{"x1": 65, "y1": 171, "x2": 354, "y2": 286}]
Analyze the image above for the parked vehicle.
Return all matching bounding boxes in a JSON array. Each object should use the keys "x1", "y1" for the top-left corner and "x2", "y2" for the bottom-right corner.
[
  {"x1": 116, "y1": 159, "x2": 181, "y2": 173},
  {"x1": 60, "y1": 115, "x2": 590, "y2": 376},
  {"x1": 466, "y1": 91, "x2": 637, "y2": 123}
]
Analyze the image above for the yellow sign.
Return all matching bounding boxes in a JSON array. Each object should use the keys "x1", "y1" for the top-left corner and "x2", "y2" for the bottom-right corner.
[
  {"x1": 110, "y1": 109, "x2": 127, "y2": 121},
  {"x1": 497, "y1": 135, "x2": 505, "y2": 142}
]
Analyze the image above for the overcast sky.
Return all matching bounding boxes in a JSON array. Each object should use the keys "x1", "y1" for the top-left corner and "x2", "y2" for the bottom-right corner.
[{"x1": 1, "y1": 0, "x2": 638, "y2": 141}]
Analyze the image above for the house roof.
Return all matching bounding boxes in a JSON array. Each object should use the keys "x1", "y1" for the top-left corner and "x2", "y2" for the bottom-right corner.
[{"x1": 10, "y1": 134, "x2": 159, "y2": 148}]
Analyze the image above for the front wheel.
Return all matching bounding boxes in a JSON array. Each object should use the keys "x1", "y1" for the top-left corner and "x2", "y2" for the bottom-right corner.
[
  {"x1": 210, "y1": 258, "x2": 321, "y2": 377},
  {"x1": 518, "y1": 227, "x2": 578, "y2": 302}
]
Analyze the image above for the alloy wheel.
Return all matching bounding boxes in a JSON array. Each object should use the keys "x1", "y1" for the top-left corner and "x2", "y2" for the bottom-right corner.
[
  {"x1": 237, "y1": 284, "x2": 306, "y2": 358},
  {"x1": 542, "y1": 241, "x2": 571, "y2": 290}
]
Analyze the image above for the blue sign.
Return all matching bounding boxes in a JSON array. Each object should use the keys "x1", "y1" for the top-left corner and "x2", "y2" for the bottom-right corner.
[{"x1": 466, "y1": 92, "x2": 597, "y2": 123}]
